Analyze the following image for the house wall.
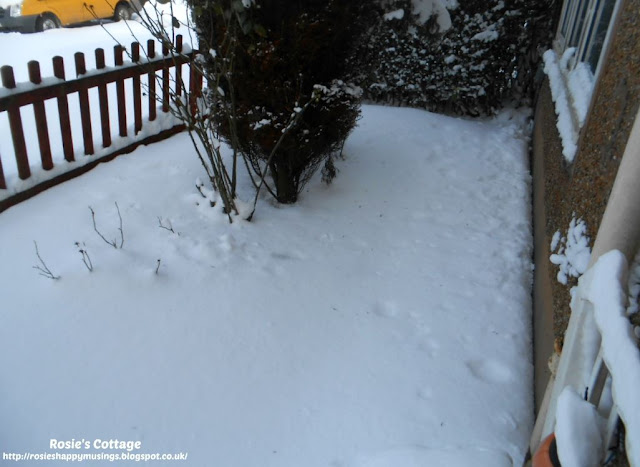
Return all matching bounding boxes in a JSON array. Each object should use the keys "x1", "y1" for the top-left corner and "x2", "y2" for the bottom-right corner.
[{"x1": 530, "y1": 0, "x2": 640, "y2": 411}]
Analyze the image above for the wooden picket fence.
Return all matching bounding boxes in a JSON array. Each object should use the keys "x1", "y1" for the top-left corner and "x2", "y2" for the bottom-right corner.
[{"x1": 0, "y1": 34, "x2": 202, "y2": 212}]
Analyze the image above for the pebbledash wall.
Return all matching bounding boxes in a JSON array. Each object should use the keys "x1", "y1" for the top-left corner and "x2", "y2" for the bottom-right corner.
[{"x1": 531, "y1": 0, "x2": 640, "y2": 410}]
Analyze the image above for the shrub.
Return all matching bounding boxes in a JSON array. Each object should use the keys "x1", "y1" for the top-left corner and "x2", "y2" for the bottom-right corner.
[
  {"x1": 352, "y1": 0, "x2": 556, "y2": 116},
  {"x1": 191, "y1": 0, "x2": 367, "y2": 204}
]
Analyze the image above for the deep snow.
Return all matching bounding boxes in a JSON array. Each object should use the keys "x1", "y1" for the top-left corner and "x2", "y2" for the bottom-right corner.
[{"x1": 0, "y1": 101, "x2": 534, "y2": 466}]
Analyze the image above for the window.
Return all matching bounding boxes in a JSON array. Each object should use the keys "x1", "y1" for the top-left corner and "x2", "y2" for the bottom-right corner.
[
  {"x1": 556, "y1": 0, "x2": 620, "y2": 80},
  {"x1": 544, "y1": 0, "x2": 622, "y2": 163},
  {"x1": 582, "y1": 0, "x2": 617, "y2": 73}
]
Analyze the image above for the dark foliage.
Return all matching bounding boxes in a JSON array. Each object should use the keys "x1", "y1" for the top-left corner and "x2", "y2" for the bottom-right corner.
[
  {"x1": 191, "y1": 0, "x2": 366, "y2": 204},
  {"x1": 352, "y1": 0, "x2": 557, "y2": 116}
]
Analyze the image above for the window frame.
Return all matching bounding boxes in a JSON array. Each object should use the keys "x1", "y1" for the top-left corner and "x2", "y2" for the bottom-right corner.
[{"x1": 555, "y1": 0, "x2": 621, "y2": 81}]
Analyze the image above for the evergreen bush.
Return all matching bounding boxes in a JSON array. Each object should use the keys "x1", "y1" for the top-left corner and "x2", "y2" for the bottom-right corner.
[
  {"x1": 191, "y1": 0, "x2": 366, "y2": 204},
  {"x1": 353, "y1": 0, "x2": 556, "y2": 116}
]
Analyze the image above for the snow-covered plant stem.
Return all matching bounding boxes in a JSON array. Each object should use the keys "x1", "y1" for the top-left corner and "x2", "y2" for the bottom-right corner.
[
  {"x1": 75, "y1": 242, "x2": 94, "y2": 272},
  {"x1": 32, "y1": 241, "x2": 60, "y2": 280},
  {"x1": 89, "y1": 203, "x2": 124, "y2": 249},
  {"x1": 158, "y1": 217, "x2": 178, "y2": 235},
  {"x1": 96, "y1": 5, "x2": 241, "y2": 221}
]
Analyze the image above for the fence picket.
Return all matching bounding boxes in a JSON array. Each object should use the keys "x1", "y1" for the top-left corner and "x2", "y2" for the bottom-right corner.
[
  {"x1": 162, "y1": 43, "x2": 170, "y2": 113},
  {"x1": 175, "y1": 35, "x2": 183, "y2": 98},
  {"x1": 52, "y1": 56, "x2": 75, "y2": 162},
  {"x1": 95, "y1": 48, "x2": 112, "y2": 149},
  {"x1": 114, "y1": 45, "x2": 127, "y2": 138},
  {"x1": 1, "y1": 65, "x2": 30, "y2": 180},
  {"x1": 28, "y1": 61, "x2": 53, "y2": 171},
  {"x1": 132, "y1": 42, "x2": 142, "y2": 135},
  {"x1": 0, "y1": 152, "x2": 6, "y2": 189},
  {"x1": 189, "y1": 61, "x2": 203, "y2": 117},
  {"x1": 147, "y1": 40, "x2": 157, "y2": 122},
  {"x1": 74, "y1": 53, "x2": 94, "y2": 156}
]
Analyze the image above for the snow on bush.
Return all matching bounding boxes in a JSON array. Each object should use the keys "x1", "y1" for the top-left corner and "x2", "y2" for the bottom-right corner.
[
  {"x1": 191, "y1": 0, "x2": 366, "y2": 205},
  {"x1": 352, "y1": 0, "x2": 556, "y2": 116},
  {"x1": 550, "y1": 217, "x2": 591, "y2": 285},
  {"x1": 411, "y1": 0, "x2": 452, "y2": 31}
]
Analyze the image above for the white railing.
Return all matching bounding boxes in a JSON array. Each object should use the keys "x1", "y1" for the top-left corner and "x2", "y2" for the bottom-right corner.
[{"x1": 533, "y1": 250, "x2": 639, "y2": 466}]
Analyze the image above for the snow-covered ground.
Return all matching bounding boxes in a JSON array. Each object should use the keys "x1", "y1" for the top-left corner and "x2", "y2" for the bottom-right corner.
[
  {"x1": 0, "y1": 102, "x2": 534, "y2": 465},
  {"x1": 1, "y1": 14, "x2": 535, "y2": 465}
]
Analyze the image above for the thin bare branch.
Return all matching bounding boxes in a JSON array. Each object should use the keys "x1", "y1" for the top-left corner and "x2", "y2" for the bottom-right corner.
[
  {"x1": 32, "y1": 241, "x2": 60, "y2": 280},
  {"x1": 158, "y1": 217, "x2": 180, "y2": 235},
  {"x1": 89, "y1": 203, "x2": 124, "y2": 249},
  {"x1": 75, "y1": 242, "x2": 94, "y2": 272},
  {"x1": 115, "y1": 202, "x2": 124, "y2": 249}
]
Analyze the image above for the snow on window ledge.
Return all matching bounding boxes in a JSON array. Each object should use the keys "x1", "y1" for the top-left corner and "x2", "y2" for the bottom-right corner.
[{"x1": 542, "y1": 49, "x2": 595, "y2": 164}]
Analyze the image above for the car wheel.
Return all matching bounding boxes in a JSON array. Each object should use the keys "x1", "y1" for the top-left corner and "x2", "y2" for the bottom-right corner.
[
  {"x1": 114, "y1": 3, "x2": 133, "y2": 21},
  {"x1": 36, "y1": 13, "x2": 61, "y2": 32}
]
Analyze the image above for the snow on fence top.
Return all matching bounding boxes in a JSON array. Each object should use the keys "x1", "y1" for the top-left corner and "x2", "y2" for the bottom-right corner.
[{"x1": 0, "y1": 35, "x2": 201, "y2": 211}]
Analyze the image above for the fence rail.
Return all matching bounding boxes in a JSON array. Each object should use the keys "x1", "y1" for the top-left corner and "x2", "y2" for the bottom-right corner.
[{"x1": 0, "y1": 34, "x2": 202, "y2": 212}]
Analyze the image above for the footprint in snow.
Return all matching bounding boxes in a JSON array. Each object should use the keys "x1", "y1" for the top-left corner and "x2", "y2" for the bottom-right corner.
[
  {"x1": 218, "y1": 234, "x2": 235, "y2": 252},
  {"x1": 372, "y1": 301, "x2": 399, "y2": 318},
  {"x1": 466, "y1": 359, "x2": 513, "y2": 384},
  {"x1": 271, "y1": 250, "x2": 306, "y2": 261},
  {"x1": 417, "y1": 339, "x2": 440, "y2": 358}
]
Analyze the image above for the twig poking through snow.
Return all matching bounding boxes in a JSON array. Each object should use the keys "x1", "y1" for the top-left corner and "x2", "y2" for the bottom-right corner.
[
  {"x1": 89, "y1": 203, "x2": 125, "y2": 249},
  {"x1": 32, "y1": 241, "x2": 60, "y2": 280},
  {"x1": 75, "y1": 242, "x2": 93, "y2": 272},
  {"x1": 155, "y1": 259, "x2": 162, "y2": 275},
  {"x1": 115, "y1": 202, "x2": 124, "y2": 249},
  {"x1": 158, "y1": 217, "x2": 179, "y2": 235}
]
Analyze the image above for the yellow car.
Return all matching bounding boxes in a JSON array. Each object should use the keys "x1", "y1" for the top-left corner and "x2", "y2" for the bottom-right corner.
[{"x1": 0, "y1": 0, "x2": 141, "y2": 32}]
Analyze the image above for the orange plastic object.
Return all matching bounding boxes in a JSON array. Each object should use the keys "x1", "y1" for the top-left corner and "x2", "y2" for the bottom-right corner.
[{"x1": 532, "y1": 433, "x2": 561, "y2": 467}]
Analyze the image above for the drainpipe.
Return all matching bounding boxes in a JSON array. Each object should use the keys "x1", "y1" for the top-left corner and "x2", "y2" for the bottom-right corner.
[{"x1": 529, "y1": 106, "x2": 640, "y2": 454}]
